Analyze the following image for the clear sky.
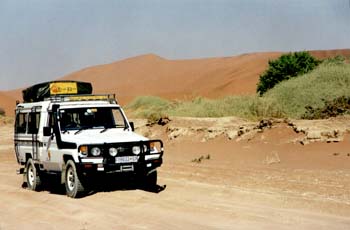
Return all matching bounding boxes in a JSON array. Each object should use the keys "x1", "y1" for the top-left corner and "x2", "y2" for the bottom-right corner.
[{"x1": 0, "y1": 0, "x2": 349, "y2": 90}]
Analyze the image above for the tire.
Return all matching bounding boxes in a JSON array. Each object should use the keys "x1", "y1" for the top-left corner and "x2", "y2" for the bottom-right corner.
[
  {"x1": 65, "y1": 160, "x2": 85, "y2": 198},
  {"x1": 25, "y1": 158, "x2": 41, "y2": 191},
  {"x1": 142, "y1": 170, "x2": 157, "y2": 190}
]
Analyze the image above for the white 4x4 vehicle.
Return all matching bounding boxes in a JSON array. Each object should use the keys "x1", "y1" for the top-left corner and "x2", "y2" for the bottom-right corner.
[{"x1": 14, "y1": 81, "x2": 163, "y2": 198}]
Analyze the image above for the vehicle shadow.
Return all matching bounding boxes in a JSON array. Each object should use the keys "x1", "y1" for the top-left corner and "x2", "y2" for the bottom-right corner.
[
  {"x1": 22, "y1": 174, "x2": 166, "y2": 197},
  {"x1": 87, "y1": 175, "x2": 167, "y2": 195}
]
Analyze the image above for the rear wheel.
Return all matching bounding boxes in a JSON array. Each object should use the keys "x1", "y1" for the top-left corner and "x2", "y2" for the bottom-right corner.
[
  {"x1": 25, "y1": 158, "x2": 41, "y2": 191},
  {"x1": 65, "y1": 160, "x2": 85, "y2": 198}
]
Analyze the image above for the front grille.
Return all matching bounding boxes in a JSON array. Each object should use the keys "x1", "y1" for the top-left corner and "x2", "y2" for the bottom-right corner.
[
  {"x1": 115, "y1": 146, "x2": 132, "y2": 156},
  {"x1": 96, "y1": 142, "x2": 150, "y2": 164}
]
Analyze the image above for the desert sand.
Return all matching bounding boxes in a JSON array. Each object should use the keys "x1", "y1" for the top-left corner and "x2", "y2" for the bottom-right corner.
[{"x1": 1, "y1": 116, "x2": 350, "y2": 229}]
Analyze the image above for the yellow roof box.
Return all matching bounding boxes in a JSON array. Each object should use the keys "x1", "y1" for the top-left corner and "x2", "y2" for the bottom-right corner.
[{"x1": 23, "y1": 81, "x2": 93, "y2": 102}]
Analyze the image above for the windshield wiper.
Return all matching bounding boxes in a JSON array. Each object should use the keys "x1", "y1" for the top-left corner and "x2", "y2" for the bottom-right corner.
[
  {"x1": 74, "y1": 126, "x2": 91, "y2": 135},
  {"x1": 100, "y1": 125, "x2": 125, "y2": 133},
  {"x1": 62, "y1": 129, "x2": 69, "y2": 134},
  {"x1": 124, "y1": 124, "x2": 129, "y2": 131}
]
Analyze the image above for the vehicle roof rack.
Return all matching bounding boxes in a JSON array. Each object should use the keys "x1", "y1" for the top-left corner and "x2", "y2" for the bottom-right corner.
[{"x1": 44, "y1": 94, "x2": 118, "y2": 104}]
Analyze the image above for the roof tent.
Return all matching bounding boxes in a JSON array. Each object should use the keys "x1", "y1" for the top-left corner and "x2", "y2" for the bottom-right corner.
[{"x1": 22, "y1": 81, "x2": 93, "y2": 102}]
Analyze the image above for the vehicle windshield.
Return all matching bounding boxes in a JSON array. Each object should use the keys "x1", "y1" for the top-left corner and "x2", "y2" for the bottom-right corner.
[{"x1": 59, "y1": 107, "x2": 127, "y2": 131}]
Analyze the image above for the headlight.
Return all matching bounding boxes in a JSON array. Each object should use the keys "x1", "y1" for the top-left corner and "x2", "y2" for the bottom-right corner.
[
  {"x1": 132, "y1": 146, "x2": 141, "y2": 155},
  {"x1": 91, "y1": 147, "x2": 101, "y2": 156},
  {"x1": 109, "y1": 147, "x2": 118, "y2": 157}
]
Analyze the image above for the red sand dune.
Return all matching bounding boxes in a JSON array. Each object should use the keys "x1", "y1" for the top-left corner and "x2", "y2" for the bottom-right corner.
[
  {"x1": 1, "y1": 49, "x2": 350, "y2": 115},
  {"x1": 0, "y1": 92, "x2": 16, "y2": 117},
  {"x1": 4, "y1": 52, "x2": 280, "y2": 108},
  {"x1": 61, "y1": 52, "x2": 282, "y2": 104},
  {"x1": 309, "y1": 49, "x2": 350, "y2": 59},
  {"x1": 60, "y1": 49, "x2": 350, "y2": 104}
]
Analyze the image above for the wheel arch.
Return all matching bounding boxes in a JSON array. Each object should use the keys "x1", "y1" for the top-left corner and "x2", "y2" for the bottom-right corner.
[{"x1": 25, "y1": 153, "x2": 32, "y2": 163}]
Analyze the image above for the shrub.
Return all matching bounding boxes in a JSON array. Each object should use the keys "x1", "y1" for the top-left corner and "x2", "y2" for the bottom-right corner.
[
  {"x1": 0, "y1": 107, "x2": 5, "y2": 116},
  {"x1": 127, "y1": 96, "x2": 284, "y2": 121},
  {"x1": 302, "y1": 96, "x2": 350, "y2": 119},
  {"x1": 125, "y1": 96, "x2": 171, "y2": 124},
  {"x1": 169, "y1": 96, "x2": 281, "y2": 119},
  {"x1": 322, "y1": 55, "x2": 346, "y2": 66},
  {"x1": 257, "y1": 51, "x2": 320, "y2": 95},
  {"x1": 264, "y1": 63, "x2": 350, "y2": 118}
]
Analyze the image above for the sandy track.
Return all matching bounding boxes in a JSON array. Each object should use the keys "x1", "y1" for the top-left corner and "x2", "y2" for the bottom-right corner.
[{"x1": 1, "y1": 122, "x2": 350, "y2": 229}]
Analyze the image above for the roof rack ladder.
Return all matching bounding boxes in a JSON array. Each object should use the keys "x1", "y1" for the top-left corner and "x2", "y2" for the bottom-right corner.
[{"x1": 31, "y1": 106, "x2": 40, "y2": 161}]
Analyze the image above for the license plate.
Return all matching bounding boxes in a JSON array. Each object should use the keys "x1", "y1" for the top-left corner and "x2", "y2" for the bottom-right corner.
[{"x1": 115, "y1": 156, "x2": 139, "y2": 163}]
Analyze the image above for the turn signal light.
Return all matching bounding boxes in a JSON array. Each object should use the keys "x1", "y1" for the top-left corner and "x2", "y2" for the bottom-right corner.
[{"x1": 79, "y1": 145, "x2": 88, "y2": 155}]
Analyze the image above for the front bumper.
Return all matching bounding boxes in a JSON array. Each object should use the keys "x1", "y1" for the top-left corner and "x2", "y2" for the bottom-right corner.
[
  {"x1": 77, "y1": 140, "x2": 163, "y2": 175},
  {"x1": 78, "y1": 156, "x2": 162, "y2": 174}
]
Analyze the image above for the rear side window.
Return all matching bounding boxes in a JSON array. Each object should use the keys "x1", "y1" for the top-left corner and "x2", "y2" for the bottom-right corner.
[
  {"x1": 28, "y1": 112, "x2": 40, "y2": 134},
  {"x1": 15, "y1": 113, "x2": 27, "y2": 133},
  {"x1": 15, "y1": 112, "x2": 41, "y2": 134}
]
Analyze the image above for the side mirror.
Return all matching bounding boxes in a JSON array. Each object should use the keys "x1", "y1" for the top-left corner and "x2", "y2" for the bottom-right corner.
[
  {"x1": 43, "y1": 127, "x2": 52, "y2": 136},
  {"x1": 129, "y1": 122, "x2": 135, "y2": 132}
]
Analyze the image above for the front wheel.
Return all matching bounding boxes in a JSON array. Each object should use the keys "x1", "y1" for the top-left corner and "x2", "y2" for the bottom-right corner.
[
  {"x1": 139, "y1": 170, "x2": 157, "y2": 190},
  {"x1": 25, "y1": 158, "x2": 41, "y2": 191},
  {"x1": 65, "y1": 160, "x2": 85, "y2": 198}
]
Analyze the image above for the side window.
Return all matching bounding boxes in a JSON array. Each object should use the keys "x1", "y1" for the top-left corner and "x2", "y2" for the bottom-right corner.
[
  {"x1": 112, "y1": 109, "x2": 126, "y2": 127},
  {"x1": 15, "y1": 113, "x2": 27, "y2": 134},
  {"x1": 28, "y1": 112, "x2": 40, "y2": 134}
]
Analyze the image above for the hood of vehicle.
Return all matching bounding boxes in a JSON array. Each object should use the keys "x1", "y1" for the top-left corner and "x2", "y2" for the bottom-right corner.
[{"x1": 60, "y1": 129, "x2": 148, "y2": 146}]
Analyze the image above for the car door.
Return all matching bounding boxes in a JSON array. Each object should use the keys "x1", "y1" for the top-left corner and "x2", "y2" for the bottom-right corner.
[{"x1": 41, "y1": 112, "x2": 61, "y2": 171}]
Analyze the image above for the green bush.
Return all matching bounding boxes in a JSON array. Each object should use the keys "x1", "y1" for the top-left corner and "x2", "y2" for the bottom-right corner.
[
  {"x1": 322, "y1": 55, "x2": 346, "y2": 66},
  {"x1": 257, "y1": 51, "x2": 320, "y2": 95},
  {"x1": 0, "y1": 107, "x2": 5, "y2": 116},
  {"x1": 264, "y1": 63, "x2": 350, "y2": 118},
  {"x1": 125, "y1": 96, "x2": 171, "y2": 123},
  {"x1": 127, "y1": 96, "x2": 284, "y2": 121},
  {"x1": 302, "y1": 96, "x2": 350, "y2": 119},
  {"x1": 180, "y1": 96, "x2": 284, "y2": 119}
]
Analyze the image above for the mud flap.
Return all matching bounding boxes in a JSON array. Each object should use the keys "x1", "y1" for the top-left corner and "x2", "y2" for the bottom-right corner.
[
  {"x1": 61, "y1": 163, "x2": 66, "y2": 184},
  {"x1": 146, "y1": 168, "x2": 157, "y2": 176},
  {"x1": 16, "y1": 168, "x2": 24, "y2": 175},
  {"x1": 23, "y1": 167, "x2": 27, "y2": 183}
]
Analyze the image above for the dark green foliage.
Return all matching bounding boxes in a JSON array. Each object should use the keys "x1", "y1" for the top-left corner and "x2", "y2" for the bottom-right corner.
[
  {"x1": 0, "y1": 107, "x2": 5, "y2": 116},
  {"x1": 302, "y1": 96, "x2": 350, "y2": 119},
  {"x1": 257, "y1": 51, "x2": 320, "y2": 95}
]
